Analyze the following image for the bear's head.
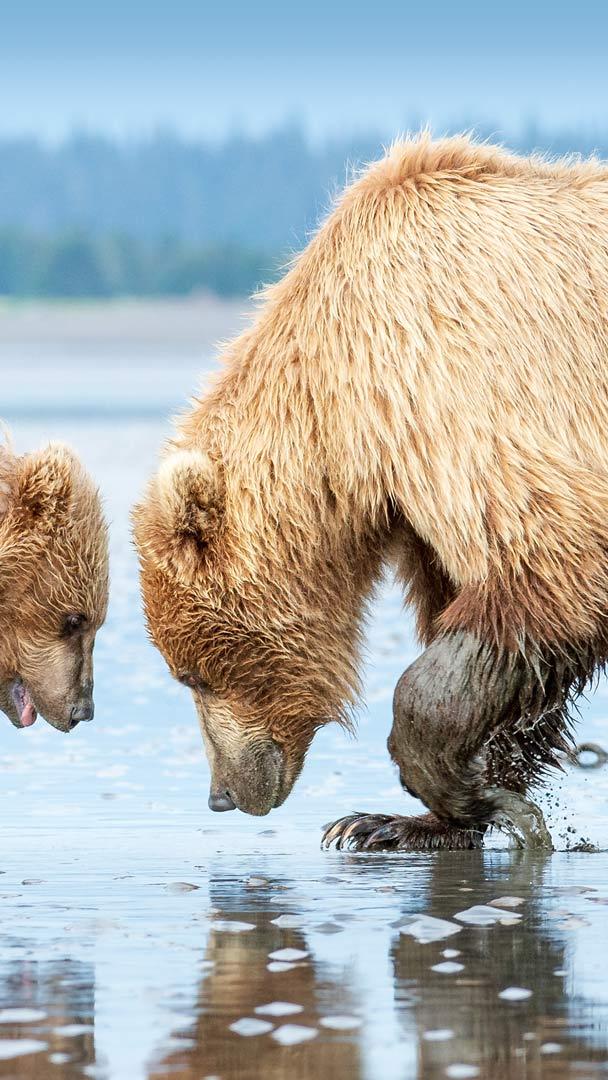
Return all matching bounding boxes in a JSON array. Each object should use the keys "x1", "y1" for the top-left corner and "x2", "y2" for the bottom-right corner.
[
  {"x1": 134, "y1": 448, "x2": 361, "y2": 816},
  {"x1": 0, "y1": 442, "x2": 109, "y2": 733}
]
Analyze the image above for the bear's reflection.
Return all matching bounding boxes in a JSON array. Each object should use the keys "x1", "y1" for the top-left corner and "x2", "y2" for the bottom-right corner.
[
  {"x1": 389, "y1": 852, "x2": 606, "y2": 1079},
  {"x1": 148, "y1": 886, "x2": 362, "y2": 1080},
  {"x1": 0, "y1": 956, "x2": 95, "y2": 1078},
  {"x1": 149, "y1": 854, "x2": 607, "y2": 1080}
]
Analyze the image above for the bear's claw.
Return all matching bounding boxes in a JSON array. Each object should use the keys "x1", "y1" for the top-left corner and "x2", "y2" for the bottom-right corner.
[
  {"x1": 322, "y1": 813, "x2": 394, "y2": 851},
  {"x1": 322, "y1": 812, "x2": 485, "y2": 852}
]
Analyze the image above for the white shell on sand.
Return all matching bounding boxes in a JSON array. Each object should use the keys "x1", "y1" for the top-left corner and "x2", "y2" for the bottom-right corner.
[
  {"x1": 268, "y1": 948, "x2": 308, "y2": 961},
  {"x1": 271, "y1": 1025, "x2": 318, "y2": 1046},
  {"x1": 229, "y1": 1018, "x2": 273, "y2": 1037},
  {"x1": 0, "y1": 1009, "x2": 47, "y2": 1023},
  {"x1": 499, "y1": 987, "x2": 533, "y2": 1001},
  {"x1": 212, "y1": 920, "x2": 255, "y2": 932},
  {"x1": 255, "y1": 1002, "x2": 303, "y2": 1017},
  {"x1": 397, "y1": 915, "x2": 462, "y2": 944},
  {"x1": 0, "y1": 1040, "x2": 47, "y2": 1060},
  {"x1": 455, "y1": 905, "x2": 522, "y2": 927}
]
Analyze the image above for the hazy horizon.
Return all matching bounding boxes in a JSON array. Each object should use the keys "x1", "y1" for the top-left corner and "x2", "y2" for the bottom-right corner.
[{"x1": 3, "y1": 0, "x2": 608, "y2": 141}]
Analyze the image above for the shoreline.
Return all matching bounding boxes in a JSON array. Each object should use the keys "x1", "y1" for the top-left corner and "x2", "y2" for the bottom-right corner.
[{"x1": 0, "y1": 294, "x2": 252, "y2": 353}]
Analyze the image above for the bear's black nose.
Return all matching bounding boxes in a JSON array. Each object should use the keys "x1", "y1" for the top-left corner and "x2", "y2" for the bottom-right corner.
[
  {"x1": 208, "y1": 790, "x2": 236, "y2": 812},
  {"x1": 70, "y1": 701, "x2": 94, "y2": 726}
]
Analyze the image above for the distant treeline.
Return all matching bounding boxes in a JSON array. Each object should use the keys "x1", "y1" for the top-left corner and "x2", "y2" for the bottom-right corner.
[
  {"x1": 0, "y1": 230, "x2": 275, "y2": 298},
  {"x1": 2, "y1": 121, "x2": 608, "y2": 298}
]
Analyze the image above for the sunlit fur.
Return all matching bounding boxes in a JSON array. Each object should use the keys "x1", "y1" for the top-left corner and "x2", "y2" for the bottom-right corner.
[
  {"x1": 0, "y1": 439, "x2": 109, "y2": 730},
  {"x1": 134, "y1": 133, "x2": 608, "y2": 795}
]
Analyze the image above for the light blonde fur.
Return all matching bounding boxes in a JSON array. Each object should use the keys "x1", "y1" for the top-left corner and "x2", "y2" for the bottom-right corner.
[{"x1": 135, "y1": 133, "x2": 608, "y2": 786}]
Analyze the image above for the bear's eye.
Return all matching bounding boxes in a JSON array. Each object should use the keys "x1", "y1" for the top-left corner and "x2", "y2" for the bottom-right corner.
[
  {"x1": 179, "y1": 672, "x2": 209, "y2": 692},
  {"x1": 63, "y1": 613, "x2": 88, "y2": 637}
]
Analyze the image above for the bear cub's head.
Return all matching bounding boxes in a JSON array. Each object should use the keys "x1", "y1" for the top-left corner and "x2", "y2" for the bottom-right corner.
[
  {"x1": 134, "y1": 448, "x2": 348, "y2": 816},
  {"x1": 0, "y1": 442, "x2": 109, "y2": 733}
]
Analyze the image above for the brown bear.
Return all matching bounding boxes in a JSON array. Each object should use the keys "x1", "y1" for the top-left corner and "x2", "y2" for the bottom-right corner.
[
  {"x1": 0, "y1": 438, "x2": 108, "y2": 732},
  {"x1": 133, "y1": 133, "x2": 608, "y2": 849}
]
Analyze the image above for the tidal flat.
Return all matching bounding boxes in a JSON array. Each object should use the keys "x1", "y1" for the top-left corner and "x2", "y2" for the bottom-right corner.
[{"x1": 0, "y1": 301, "x2": 607, "y2": 1079}]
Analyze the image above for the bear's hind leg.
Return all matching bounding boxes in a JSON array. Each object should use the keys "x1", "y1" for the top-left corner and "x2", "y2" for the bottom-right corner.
[{"x1": 323, "y1": 631, "x2": 557, "y2": 852}]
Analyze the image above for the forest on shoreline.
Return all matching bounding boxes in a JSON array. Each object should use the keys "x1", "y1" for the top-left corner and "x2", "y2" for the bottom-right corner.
[{"x1": 2, "y1": 121, "x2": 608, "y2": 298}]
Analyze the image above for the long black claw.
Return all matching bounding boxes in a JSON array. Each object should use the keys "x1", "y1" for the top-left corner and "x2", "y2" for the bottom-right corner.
[
  {"x1": 322, "y1": 814, "x2": 365, "y2": 850},
  {"x1": 322, "y1": 813, "x2": 389, "y2": 850},
  {"x1": 323, "y1": 812, "x2": 486, "y2": 852},
  {"x1": 362, "y1": 821, "x2": 405, "y2": 850}
]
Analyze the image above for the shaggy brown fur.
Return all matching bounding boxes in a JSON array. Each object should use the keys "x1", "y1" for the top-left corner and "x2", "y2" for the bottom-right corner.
[
  {"x1": 0, "y1": 438, "x2": 109, "y2": 733},
  {"x1": 134, "y1": 134, "x2": 608, "y2": 839}
]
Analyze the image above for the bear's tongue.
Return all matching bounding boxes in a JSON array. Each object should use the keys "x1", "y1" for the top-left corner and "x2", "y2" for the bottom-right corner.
[
  {"x1": 20, "y1": 698, "x2": 37, "y2": 727},
  {"x1": 13, "y1": 683, "x2": 37, "y2": 728}
]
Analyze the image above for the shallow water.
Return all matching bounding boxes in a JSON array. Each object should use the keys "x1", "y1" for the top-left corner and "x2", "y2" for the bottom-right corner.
[{"x1": 1, "y1": 333, "x2": 607, "y2": 1079}]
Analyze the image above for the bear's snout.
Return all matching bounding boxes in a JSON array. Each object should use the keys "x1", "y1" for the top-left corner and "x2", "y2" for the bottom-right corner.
[{"x1": 207, "y1": 737, "x2": 288, "y2": 817}]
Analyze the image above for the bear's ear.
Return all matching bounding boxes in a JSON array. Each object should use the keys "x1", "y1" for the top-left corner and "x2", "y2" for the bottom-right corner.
[
  {"x1": 15, "y1": 444, "x2": 75, "y2": 530},
  {"x1": 157, "y1": 448, "x2": 223, "y2": 542},
  {"x1": 141, "y1": 448, "x2": 224, "y2": 582}
]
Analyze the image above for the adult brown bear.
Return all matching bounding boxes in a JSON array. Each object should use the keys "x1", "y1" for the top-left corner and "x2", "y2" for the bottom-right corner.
[{"x1": 133, "y1": 134, "x2": 608, "y2": 850}]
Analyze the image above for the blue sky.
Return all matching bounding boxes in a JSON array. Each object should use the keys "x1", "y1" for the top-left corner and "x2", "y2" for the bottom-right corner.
[{"x1": 2, "y1": 0, "x2": 607, "y2": 139}]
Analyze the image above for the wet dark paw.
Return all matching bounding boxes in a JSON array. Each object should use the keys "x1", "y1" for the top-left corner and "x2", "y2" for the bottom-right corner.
[
  {"x1": 322, "y1": 812, "x2": 484, "y2": 852},
  {"x1": 490, "y1": 789, "x2": 553, "y2": 850}
]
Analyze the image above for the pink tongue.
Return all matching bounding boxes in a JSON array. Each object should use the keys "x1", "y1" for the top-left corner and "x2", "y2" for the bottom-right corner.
[{"x1": 20, "y1": 700, "x2": 37, "y2": 728}]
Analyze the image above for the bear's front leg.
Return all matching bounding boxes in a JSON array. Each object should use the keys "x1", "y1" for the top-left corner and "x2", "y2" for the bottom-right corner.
[{"x1": 323, "y1": 631, "x2": 554, "y2": 852}]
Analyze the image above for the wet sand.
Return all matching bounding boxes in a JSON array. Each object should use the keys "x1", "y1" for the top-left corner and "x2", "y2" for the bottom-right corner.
[{"x1": 0, "y1": 305, "x2": 607, "y2": 1078}]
